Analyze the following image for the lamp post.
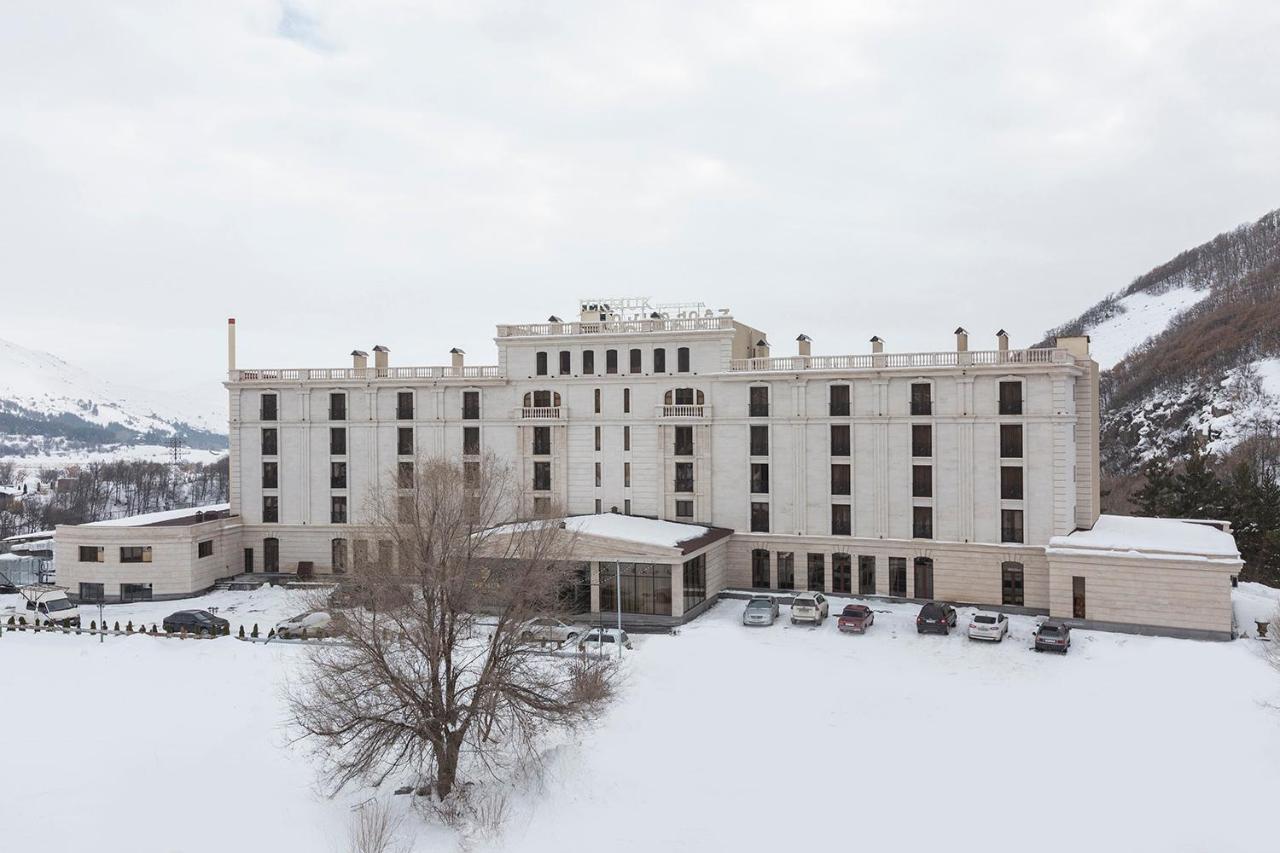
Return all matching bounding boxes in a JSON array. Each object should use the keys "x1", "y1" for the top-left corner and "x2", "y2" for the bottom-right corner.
[{"x1": 615, "y1": 559, "x2": 623, "y2": 660}]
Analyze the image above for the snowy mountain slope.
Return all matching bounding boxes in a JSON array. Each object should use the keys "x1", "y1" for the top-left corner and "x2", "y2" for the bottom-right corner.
[
  {"x1": 0, "y1": 337, "x2": 227, "y2": 458},
  {"x1": 1045, "y1": 208, "x2": 1280, "y2": 474}
]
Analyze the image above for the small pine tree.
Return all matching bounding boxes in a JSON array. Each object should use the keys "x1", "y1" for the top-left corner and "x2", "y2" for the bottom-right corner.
[
  {"x1": 251, "y1": 623, "x2": 259, "y2": 638},
  {"x1": 238, "y1": 625, "x2": 246, "y2": 639},
  {"x1": 90, "y1": 620, "x2": 96, "y2": 631},
  {"x1": 1133, "y1": 456, "x2": 1178, "y2": 517},
  {"x1": 268, "y1": 628, "x2": 276, "y2": 639},
  {"x1": 113, "y1": 621, "x2": 121, "y2": 632},
  {"x1": 126, "y1": 621, "x2": 134, "y2": 633},
  {"x1": 1173, "y1": 445, "x2": 1226, "y2": 519}
]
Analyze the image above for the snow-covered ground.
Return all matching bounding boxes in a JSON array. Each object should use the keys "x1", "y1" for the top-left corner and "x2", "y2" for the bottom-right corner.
[
  {"x1": 0, "y1": 443, "x2": 228, "y2": 466},
  {"x1": 1086, "y1": 286, "x2": 1211, "y2": 370},
  {"x1": 1, "y1": 587, "x2": 1277, "y2": 852}
]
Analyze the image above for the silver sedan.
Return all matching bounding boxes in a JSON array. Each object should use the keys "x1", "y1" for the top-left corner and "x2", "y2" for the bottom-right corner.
[{"x1": 742, "y1": 596, "x2": 780, "y2": 626}]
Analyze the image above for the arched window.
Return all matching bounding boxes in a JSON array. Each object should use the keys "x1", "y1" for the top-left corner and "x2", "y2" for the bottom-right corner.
[
  {"x1": 663, "y1": 388, "x2": 704, "y2": 406},
  {"x1": 523, "y1": 390, "x2": 561, "y2": 408},
  {"x1": 1001, "y1": 561, "x2": 1024, "y2": 606},
  {"x1": 332, "y1": 538, "x2": 348, "y2": 573},
  {"x1": 751, "y1": 548, "x2": 770, "y2": 588},
  {"x1": 264, "y1": 537, "x2": 280, "y2": 573}
]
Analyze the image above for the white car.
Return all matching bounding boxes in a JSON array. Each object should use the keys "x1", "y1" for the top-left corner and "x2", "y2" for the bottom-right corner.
[
  {"x1": 790, "y1": 592, "x2": 828, "y2": 625},
  {"x1": 577, "y1": 628, "x2": 632, "y2": 653},
  {"x1": 967, "y1": 610, "x2": 1009, "y2": 642},
  {"x1": 520, "y1": 617, "x2": 581, "y2": 645},
  {"x1": 275, "y1": 611, "x2": 334, "y2": 639}
]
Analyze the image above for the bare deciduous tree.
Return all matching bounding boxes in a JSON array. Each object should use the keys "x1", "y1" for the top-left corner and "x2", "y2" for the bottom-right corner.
[{"x1": 288, "y1": 453, "x2": 614, "y2": 803}]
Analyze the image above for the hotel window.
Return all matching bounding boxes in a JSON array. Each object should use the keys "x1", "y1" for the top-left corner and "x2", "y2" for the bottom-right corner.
[
  {"x1": 912, "y1": 506, "x2": 933, "y2": 539},
  {"x1": 1001, "y1": 561, "x2": 1025, "y2": 606},
  {"x1": 533, "y1": 426, "x2": 552, "y2": 455},
  {"x1": 397, "y1": 391, "x2": 414, "y2": 420},
  {"x1": 533, "y1": 496, "x2": 551, "y2": 516},
  {"x1": 624, "y1": 499, "x2": 632, "y2": 514},
  {"x1": 331, "y1": 496, "x2": 348, "y2": 524},
  {"x1": 833, "y1": 553, "x2": 852, "y2": 593},
  {"x1": 777, "y1": 552, "x2": 795, "y2": 590},
  {"x1": 332, "y1": 538, "x2": 348, "y2": 572},
  {"x1": 750, "y1": 425, "x2": 769, "y2": 456},
  {"x1": 676, "y1": 499, "x2": 693, "y2": 518},
  {"x1": 330, "y1": 461, "x2": 347, "y2": 489},
  {"x1": 398, "y1": 461, "x2": 414, "y2": 488},
  {"x1": 1000, "y1": 424, "x2": 1023, "y2": 458},
  {"x1": 262, "y1": 461, "x2": 278, "y2": 489},
  {"x1": 594, "y1": 388, "x2": 602, "y2": 414},
  {"x1": 606, "y1": 349, "x2": 618, "y2": 374},
  {"x1": 533, "y1": 461, "x2": 552, "y2": 491},
  {"x1": 624, "y1": 425, "x2": 631, "y2": 451},
  {"x1": 629, "y1": 348, "x2": 642, "y2": 374},
  {"x1": 464, "y1": 461, "x2": 479, "y2": 487},
  {"x1": 79, "y1": 583, "x2": 104, "y2": 603},
  {"x1": 559, "y1": 350, "x2": 571, "y2": 375},
  {"x1": 749, "y1": 386, "x2": 769, "y2": 417},
  {"x1": 583, "y1": 350, "x2": 595, "y2": 374},
  {"x1": 807, "y1": 553, "x2": 825, "y2": 591},
  {"x1": 683, "y1": 554, "x2": 707, "y2": 612},
  {"x1": 832, "y1": 504, "x2": 851, "y2": 535},
  {"x1": 263, "y1": 496, "x2": 279, "y2": 523},
  {"x1": 750, "y1": 463, "x2": 769, "y2": 494},
  {"x1": 260, "y1": 392, "x2": 278, "y2": 421},
  {"x1": 397, "y1": 427, "x2": 413, "y2": 456},
  {"x1": 264, "y1": 537, "x2": 279, "y2": 572},
  {"x1": 674, "y1": 426, "x2": 693, "y2": 456},
  {"x1": 831, "y1": 463, "x2": 851, "y2": 495},
  {"x1": 623, "y1": 388, "x2": 631, "y2": 414},
  {"x1": 910, "y1": 382, "x2": 932, "y2": 416},
  {"x1": 858, "y1": 555, "x2": 876, "y2": 594},
  {"x1": 329, "y1": 392, "x2": 346, "y2": 420},
  {"x1": 594, "y1": 498, "x2": 602, "y2": 514},
  {"x1": 398, "y1": 496, "x2": 414, "y2": 523},
  {"x1": 330, "y1": 427, "x2": 347, "y2": 455},
  {"x1": 889, "y1": 557, "x2": 907, "y2": 597},
  {"x1": 654, "y1": 348, "x2": 666, "y2": 373},
  {"x1": 78, "y1": 546, "x2": 104, "y2": 562},
  {"x1": 536, "y1": 351, "x2": 548, "y2": 376},
  {"x1": 750, "y1": 501, "x2": 770, "y2": 533},
  {"x1": 912, "y1": 465, "x2": 932, "y2": 498},
  {"x1": 464, "y1": 426, "x2": 480, "y2": 456},
  {"x1": 831, "y1": 424, "x2": 851, "y2": 456},
  {"x1": 999, "y1": 380, "x2": 1023, "y2": 415},
  {"x1": 1001, "y1": 509, "x2": 1024, "y2": 543},
  {"x1": 120, "y1": 583, "x2": 153, "y2": 603},
  {"x1": 829, "y1": 384, "x2": 851, "y2": 417},
  {"x1": 912, "y1": 424, "x2": 932, "y2": 458},
  {"x1": 624, "y1": 462, "x2": 631, "y2": 487},
  {"x1": 120, "y1": 546, "x2": 152, "y2": 564},
  {"x1": 599, "y1": 562, "x2": 675, "y2": 617},
  {"x1": 594, "y1": 426, "x2": 601, "y2": 452},
  {"x1": 525, "y1": 389, "x2": 560, "y2": 408},
  {"x1": 594, "y1": 462, "x2": 602, "y2": 487},
  {"x1": 677, "y1": 347, "x2": 690, "y2": 373},
  {"x1": 1001, "y1": 466, "x2": 1024, "y2": 500},
  {"x1": 462, "y1": 390, "x2": 480, "y2": 419},
  {"x1": 751, "y1": 549, "x2": 770, "y2": 588},
  {"x1": 674, "y1": 462, "x2": 694, "y2": 493},
  {"x1": 261, "y1": 427, "x2": 278, "y2": 456}
]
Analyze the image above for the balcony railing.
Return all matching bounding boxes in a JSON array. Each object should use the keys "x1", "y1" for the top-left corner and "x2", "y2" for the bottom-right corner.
[
  {"x1": 658, "y1": 404, "x2": 708, "y2": 418},
  {"x1": 497, "y1": 316, "x2": 734, "y2": 337},
  {"x1": 519, "y1": 407, "x2": 563, "y2": 419},
  {"x1": 729, "y1": 348, "x2": 1073, "y2": 372},
  {"x1": 231, "y1": 365, "x2": 502, "y2": 382}
]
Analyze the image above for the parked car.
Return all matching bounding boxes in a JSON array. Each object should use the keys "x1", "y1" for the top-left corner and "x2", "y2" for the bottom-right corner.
[
  {"x1": 520, "y1": 617, "x2": 581, "y2": 645},
  {"x1": 837, "y1": 604, "x2": 875, "y2": 633},
  {"x1": 916, "y1": 602, "x2": 958, "y2": 635},
  {"x1": 578, "y1": 627, "x2": 633, "y2": 653},
  {"x1": 790, "y1": 592, "x2": 828, "y2": 625},
  {"x1": 742, "y1": 596, "x2": 780, "y2": 626},
  {"x1": 275, "y1": 611, "x2": 335, "y2": 639},
  {"x1": 1034, "y1": 619, "x2": 1072, "y2": 653},
  {"x1": 967, "y1": 611, "x2": 1009, "y2": 642},
  {"x1": 162, "y1": 610, "x2": 229, "y2": 636},
  {"x1": 20, "y1": 587, "x2": 80, "y2": 627}
]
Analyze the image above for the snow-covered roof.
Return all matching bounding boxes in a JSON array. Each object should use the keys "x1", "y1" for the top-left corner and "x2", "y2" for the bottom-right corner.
[
  {"x1": 85, "y1": 503, "x2": 231, "y2": 528},
  {"x1": 487, "y1": 513, "x2": 730, "y2": 554},
  {"x1": 2, "y1": 530, "x2": 56, "y2": 543},
  {"x1": 1048, "y1": 515, "x2": 1241, "y2": 563}
]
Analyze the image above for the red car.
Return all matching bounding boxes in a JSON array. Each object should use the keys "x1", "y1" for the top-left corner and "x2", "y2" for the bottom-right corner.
[{"x1": 837, "y1": 604, "x2": 875, "y2": 633}]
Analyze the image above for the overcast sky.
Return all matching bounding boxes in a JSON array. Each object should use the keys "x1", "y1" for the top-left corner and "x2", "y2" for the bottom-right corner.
[{"x1": 3, "y1": 1, "x2": 1279, "y2": 416}]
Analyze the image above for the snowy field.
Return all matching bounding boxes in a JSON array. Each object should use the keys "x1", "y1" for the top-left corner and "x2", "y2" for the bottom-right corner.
[{"x1": 1, "y1": 587, "x2": 1277, "y2": 852}]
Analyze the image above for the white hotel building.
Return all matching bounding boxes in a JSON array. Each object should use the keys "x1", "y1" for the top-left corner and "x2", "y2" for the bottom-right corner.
[{"x1": 55, "y1": 299, "x2": 1242, "y2": 639}]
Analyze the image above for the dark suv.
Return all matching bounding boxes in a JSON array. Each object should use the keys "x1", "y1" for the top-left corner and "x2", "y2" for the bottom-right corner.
[
  {"x1": 916, "y1": 602, "x2": 958, "y2": 635},
  {"x1": 162, "y1": 610, "x2": 229, "y2": 636},
  {"x1": 1034, "y1": 619, "x2": 1072, "y2": 653}
]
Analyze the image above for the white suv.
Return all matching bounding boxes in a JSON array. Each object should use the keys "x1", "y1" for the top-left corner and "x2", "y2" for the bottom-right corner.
[
  {"x1": 967, "y1": 610, "x2": 1009, "y2": 642},
  {"x1": 790, "y1": 592, "x2": 828, "y2": 625}
]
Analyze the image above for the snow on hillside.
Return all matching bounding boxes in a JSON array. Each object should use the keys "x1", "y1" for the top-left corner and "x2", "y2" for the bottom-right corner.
[
  {"x1": 0, "y1": 337, "x2": 226, "y2": 436},
  {"x1": 1085, "y1": 286, "x2": 1211, "y2": 370},
  {"x1": 0, "y1": 442, "x2": 227, "y2": 466}
]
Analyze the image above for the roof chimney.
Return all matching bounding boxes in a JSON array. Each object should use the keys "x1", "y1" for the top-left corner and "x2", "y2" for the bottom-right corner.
[
  {"x1": 955, "y1": 327, "x2": 969, "y2": 352},
  {"x1": 450, "y1": 347, "x2": 465, "y2": 369},
  {"x1": 870, "y1": 336, "x2": 884, "y2": 354},
  {"x1": 373, "y1": 345, "x2": 389, "y2": 372},
  {"x1": 351, "y1": 349, "x2": 368, "y2": 370},
  {"x1": 227, "y1": 318, "x2": 236, "y2": 373},
  {"x1": 796, "y1": 334, "x2": 812, "y2": 358},
  {"x1": 996, "y1": 329, "x2": 1009, "y2": 351}
]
